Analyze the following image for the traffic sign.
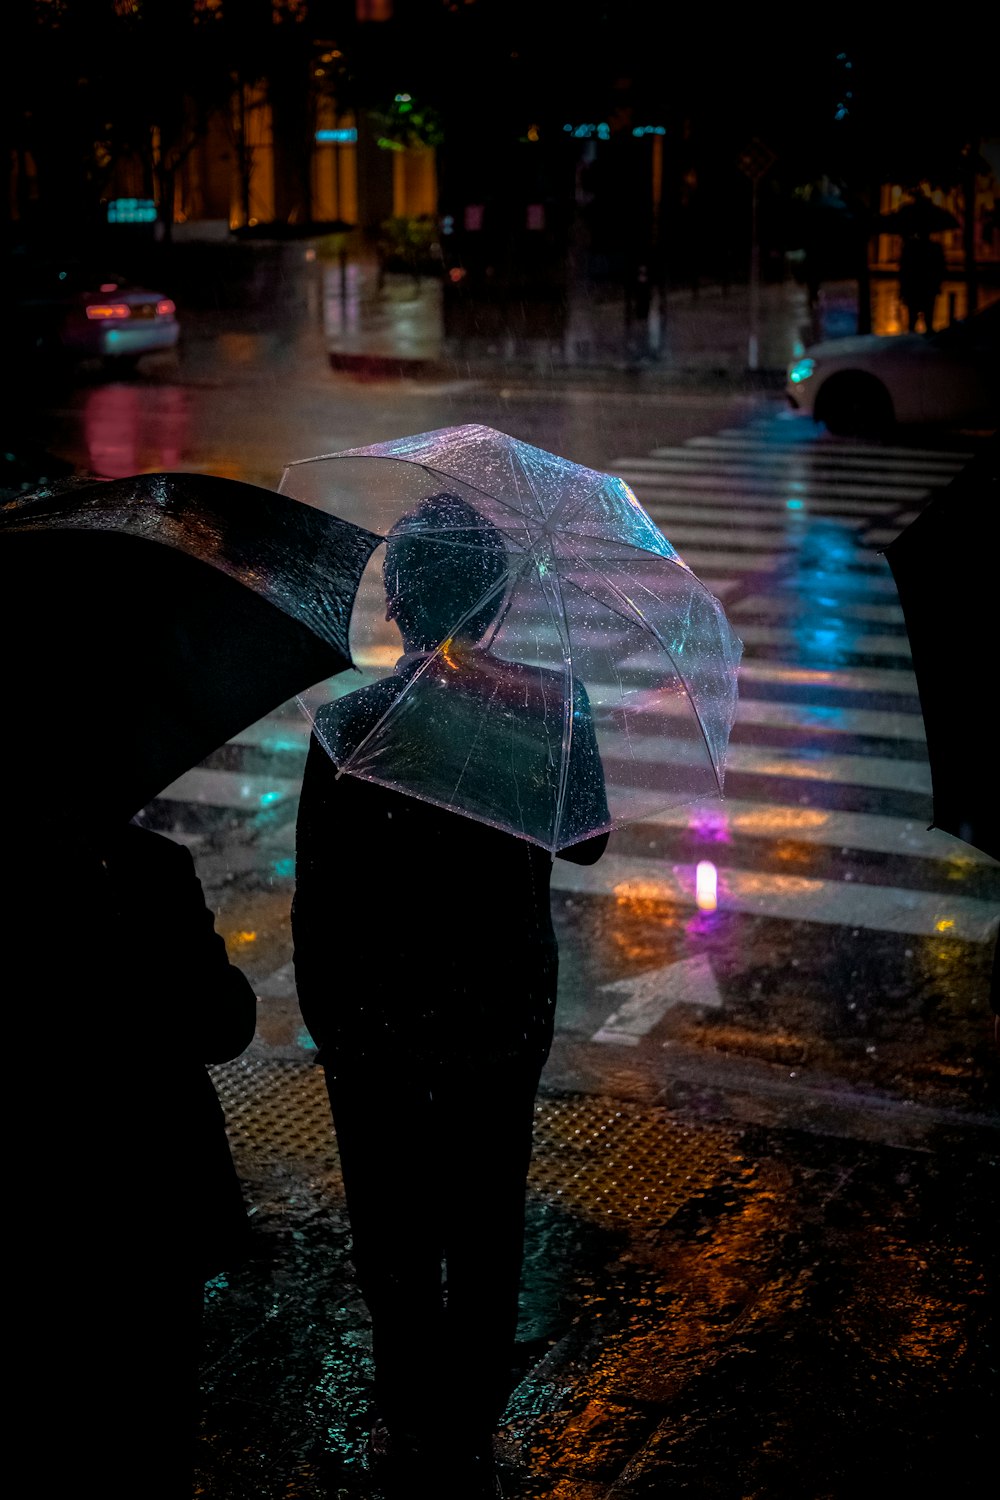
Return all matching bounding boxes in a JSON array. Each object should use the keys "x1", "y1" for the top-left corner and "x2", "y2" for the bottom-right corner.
[{"x1": 738, "y1": 138, "x2": 777, "y2": 182}]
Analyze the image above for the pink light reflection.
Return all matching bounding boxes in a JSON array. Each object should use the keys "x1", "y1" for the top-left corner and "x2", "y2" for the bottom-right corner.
[
  {"x1": 688, "y1": 807, "x2": 732, "y2": 844},
  {"x1": 83, "y1": 383, "x2": 190, "y2": 479}
]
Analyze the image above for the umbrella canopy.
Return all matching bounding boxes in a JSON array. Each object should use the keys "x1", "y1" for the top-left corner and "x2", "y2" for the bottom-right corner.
[
  {"x1": 0, "y1": 470, "x2": 381, "y2": 827},
  {"x1": 879, "y1": 197, "x2": 960, "y2": 236},
  {"x1": 279, "y1": 424, "x2": 743, "y2": 854},
  {"x1": 883, "y1": 438, "x2": 1000, "y2": 863}
]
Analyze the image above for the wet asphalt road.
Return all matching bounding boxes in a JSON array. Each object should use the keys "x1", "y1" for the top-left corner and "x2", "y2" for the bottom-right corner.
[{"x1": 12, "y1": 312, "x2": 999, "y2": 1497}]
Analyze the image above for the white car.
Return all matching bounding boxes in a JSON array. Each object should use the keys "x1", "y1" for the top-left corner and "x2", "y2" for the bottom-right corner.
[
  {"x1": 785, "y1": 299, "x2": 999, "y2": 436},
  {"x1": 10, "y1": 259, "x2": 180, "y2": 373}
]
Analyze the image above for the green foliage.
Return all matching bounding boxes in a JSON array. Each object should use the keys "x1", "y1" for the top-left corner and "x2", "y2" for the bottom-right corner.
[
  {"x1": 369, "y1": 96, "x2": 444, "y2": 152},
  {"x1": 376, "y1": 215, "x2": 441, "y2": 275}
]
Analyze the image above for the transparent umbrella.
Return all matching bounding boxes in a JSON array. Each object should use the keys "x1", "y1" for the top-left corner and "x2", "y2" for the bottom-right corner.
[{"x1": 279, "y1": 424, "x2": 743, "y2": 855}]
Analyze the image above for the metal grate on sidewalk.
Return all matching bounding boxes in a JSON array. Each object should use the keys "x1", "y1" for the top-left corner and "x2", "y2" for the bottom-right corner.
[{"x1": 211, "y1": 1056, "x2": 750, "y2": 1231}]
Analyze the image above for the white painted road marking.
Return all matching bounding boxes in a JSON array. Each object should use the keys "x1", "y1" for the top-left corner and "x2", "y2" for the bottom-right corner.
[{"x1": 592, "y1": 955, "x2": 724, "y2": 1045}]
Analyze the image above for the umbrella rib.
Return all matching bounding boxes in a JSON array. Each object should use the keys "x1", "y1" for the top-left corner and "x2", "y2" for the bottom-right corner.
[
  {"x1": 546, "y1": 523, "x2": 676, "y2": 561},
  {"x1": 447, "y1": 671, "x2": 522, "y2": 819},
  {"x1": 531, "y1": 561, "x2": 576, "y2": 854},
  {"x1": 506, "y1": 449, "x2": 549, "y2": 524},
  {"x1": 559, "y1": 538, "x2": 729, "y2": 796},
  {"x1": 482, "y1": 549, "x2": 537, "y2": 650},
  {"x1": 287, "y1": 454, "x2": 548, "y2": 526}
]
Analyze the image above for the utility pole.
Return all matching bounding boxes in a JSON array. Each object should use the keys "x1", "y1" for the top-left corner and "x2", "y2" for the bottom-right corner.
[
  {"x1": 737, "y1": 138, "x2": 775, "y2": 372},
  {"x1": 651, "y1": 131, "x2": 666, "y2": 358}
]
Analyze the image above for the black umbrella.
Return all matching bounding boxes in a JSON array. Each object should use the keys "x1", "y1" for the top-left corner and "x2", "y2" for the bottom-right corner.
[
  {"x1": 878, "y1": 197, "x2": 960, "y2": 236},
  {"x1": 882, "y1": 438, "x2": 1000, "y2": 863},
  {"x1": 0, "y1": 470, "x2": 381, "y2": 826}
]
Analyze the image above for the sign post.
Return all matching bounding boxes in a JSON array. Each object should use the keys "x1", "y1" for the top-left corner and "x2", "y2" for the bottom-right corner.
[{"x1": 737, "y1": 139, "x2": 776, "y2": 371}]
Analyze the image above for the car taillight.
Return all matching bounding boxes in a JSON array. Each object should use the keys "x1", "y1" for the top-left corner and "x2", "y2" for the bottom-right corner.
[
  {"x1": 86, "y1": 302, "x2": 132, "y2": 320},
  {"x1": 156, "y1": 298, "x2": 175, "y2": 317}
]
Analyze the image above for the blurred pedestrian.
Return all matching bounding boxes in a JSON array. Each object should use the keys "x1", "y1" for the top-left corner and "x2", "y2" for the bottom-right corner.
[
  {"x1": 627, "y1": 260, "x2": 654, "y2": 361},
  {"x1": 292, "y1": 493, "x2": 610, "y2": 1499},
  {"x1": 899, "y1": 232, "x2": 946, "y2": 332}
]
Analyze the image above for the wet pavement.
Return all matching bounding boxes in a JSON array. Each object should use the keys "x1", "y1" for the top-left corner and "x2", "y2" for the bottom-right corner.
[
  {"x1": 196, "y1": 1055, "x2": 996, "y2": 1499},
  {"x1": 168, "y1": 283, "x2": 998, "y2": 1495}
]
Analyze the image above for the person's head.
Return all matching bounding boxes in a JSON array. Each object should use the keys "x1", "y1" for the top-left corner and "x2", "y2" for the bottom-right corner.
[{"x1": 382, "y1": 491, "x2": 508, "y2": 652}]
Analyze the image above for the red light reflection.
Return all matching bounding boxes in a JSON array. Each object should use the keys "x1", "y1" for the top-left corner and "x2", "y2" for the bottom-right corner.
[{"x1": 83, "y1": 383, "x2": 190, "y2": 479}]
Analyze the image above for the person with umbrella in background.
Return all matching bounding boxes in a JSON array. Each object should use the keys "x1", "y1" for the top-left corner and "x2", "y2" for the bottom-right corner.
[
  {"x1": 0, "y1": 472, "x2": 379, "y2": 1498},
  {"x1": 898, "y1": 229, "x2": 947, "y2": 332},
  {"x1": 292, "y1": 492, "x2": 611, "y2": 1499},
  {"x1": 883, "y1": 192, "x2": 958, "y2": 334}
]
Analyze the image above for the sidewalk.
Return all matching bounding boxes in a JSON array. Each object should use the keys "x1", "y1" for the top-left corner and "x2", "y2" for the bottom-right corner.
[
  {"x1": 197, "y1": 1048, "x2": 996, "y2": 1499},
  {"x1": 313, "y1": 259, "x2": 840, "y2": 388},
  {"x1": 310, "y1": 258, "x2": 978, "y2": 391}
]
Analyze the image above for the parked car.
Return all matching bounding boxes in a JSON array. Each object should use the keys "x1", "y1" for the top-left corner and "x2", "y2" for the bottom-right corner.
[
  {"x1": 7, "y1": 259, "x2": 180, "y2": 373},
  {"x1": 785, "y1": 297, "x2": 999, "y2": 437}
]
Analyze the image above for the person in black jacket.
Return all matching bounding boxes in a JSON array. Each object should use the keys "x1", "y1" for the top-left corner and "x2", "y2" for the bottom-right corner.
[
  {"x1": 292, "y1": 494, "x2": 609, "y2": 1498},
  {"x1": 10, "y1": 816, "x2": 257, "y2": 1499}
]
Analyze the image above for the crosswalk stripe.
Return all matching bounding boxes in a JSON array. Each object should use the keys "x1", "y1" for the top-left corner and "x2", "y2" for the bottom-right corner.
[
  {"x1": 617, "y1": 468, "x2": 933, "y2": 502},
  {"x1": 620, "y1": 453, "x2": 952, "y2": 490},
  {"x1": 728, "y1": 597, "x2": 906, "y2": 625},
  {"x1": 733, "y1": 623, "x2": 911, "y2": 658},
  {"x1": 705, "y1": 428, "x2": 976, "y2": 462},
  {"x1": 628, "y1": 521, "x2": 803, "y2": 549},
  {"x1": 158, "y1": 768, "x2": 300, "y2": 808},
  {"x1": 645, "y1": 800, "x2": 996, "y2": 863},
  {"x1": 551, "y1": 853, "x2": 999, "y2": 942},
  {"x1": 639, "y1": 493, "x2": 905, "y2": 520},
  {"x1": 646, "y1": 547, "x2": 785, "y2": 573},
  {"x1": 592, "y1": 687, "x2": 923, "y2": 740},
  {"x1": 662, "y1": 520, "x2": 896, "y2": 555},
  {"x1": 685, "y1": 433, "x2": 974, "y2": 464},
  {"x1": 738, "y1": 660, "x2": 918, "y2": 692},
  {"x1": 629, "y1": 496, "x2": 902, "y2": 524},
  {"x1": 675, "y1": 540, "x2": 883, "y2": 571},
  {"x1": 613, "y1": 735, "x2": 932, "y2": 794},
  {"x1": 647, "y1": 444, "x2": 969, "y2": 477},
  {"x1": 729, "y1": 699, "x2": 922, "y2": 739}
]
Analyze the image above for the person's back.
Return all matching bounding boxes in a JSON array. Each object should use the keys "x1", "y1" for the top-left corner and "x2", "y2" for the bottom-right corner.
[{"x1": 296, "y1": 702, "x2": 563, "y2": 1057}]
